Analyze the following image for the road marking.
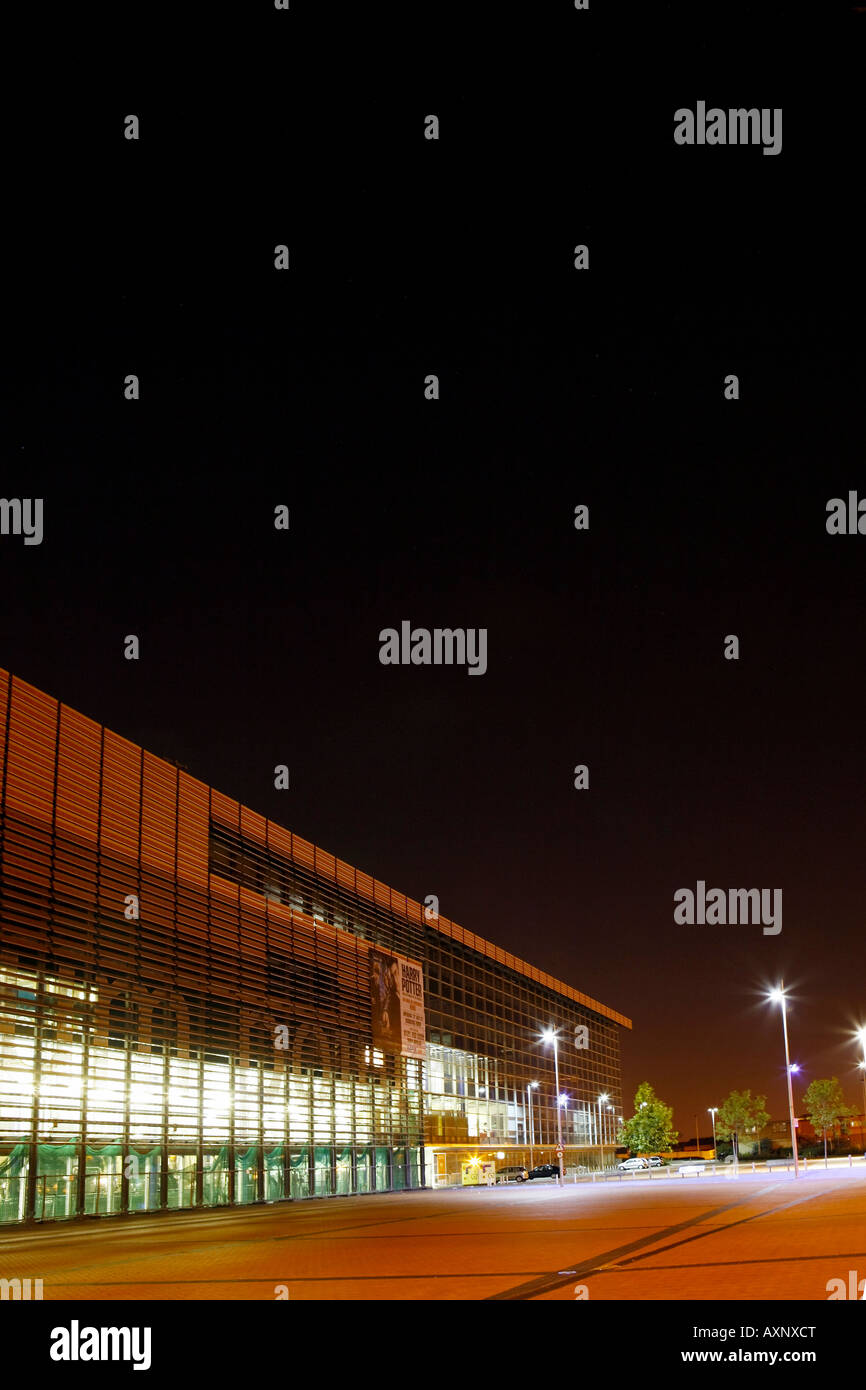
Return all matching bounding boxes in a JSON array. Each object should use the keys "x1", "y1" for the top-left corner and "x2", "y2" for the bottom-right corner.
[
  {"x1": 594, "y1": 1182, "x2": 839, "y2": 1273},
  {"x1": 486, "y1": 1185, "x2": 785, "y2": 1300},
  {"x1": 595, "y1": 1248, "x2": 866, "y2": 1276}
]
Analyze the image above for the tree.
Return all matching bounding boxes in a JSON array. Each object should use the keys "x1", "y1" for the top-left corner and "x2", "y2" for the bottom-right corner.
[
  {"x1": 715, "y1": 1090, "x2": 770, "y2": 1163},
  {"x1": 618, "y1": 1082, "x2": 678, "y2": 1156},
  {"x1": 802, "y1": 1078, "x2": 855, "y2": 1169}
]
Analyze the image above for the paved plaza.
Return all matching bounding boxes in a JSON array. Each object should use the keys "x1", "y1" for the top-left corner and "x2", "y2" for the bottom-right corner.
[{"x1": 2, "y1": 1165, "x2": 864, "y2": 1301}]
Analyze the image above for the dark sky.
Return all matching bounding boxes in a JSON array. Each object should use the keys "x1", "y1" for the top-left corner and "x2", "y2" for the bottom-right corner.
[{"x1": 6, "y1": 29, "x2": 865, "y2": 1135}]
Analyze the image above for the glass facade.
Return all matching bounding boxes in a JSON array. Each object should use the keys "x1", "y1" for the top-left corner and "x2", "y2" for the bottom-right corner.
[{"x1": 0, "y1": 670, "x2": 630, "y2": 1222}]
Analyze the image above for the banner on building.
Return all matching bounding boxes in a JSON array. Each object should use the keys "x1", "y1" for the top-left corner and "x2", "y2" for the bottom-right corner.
[{"x1": 369, "y1": 948, "x2": 426, "y2": 1059}]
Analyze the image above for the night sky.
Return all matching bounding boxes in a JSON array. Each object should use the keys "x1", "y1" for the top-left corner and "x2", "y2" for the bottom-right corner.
[{"x1": 7, "y1": 28, "x2": 865, "y2": 1136}]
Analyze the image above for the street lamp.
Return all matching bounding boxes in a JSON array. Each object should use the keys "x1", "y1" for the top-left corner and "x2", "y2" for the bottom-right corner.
[
  {"x1": 526, "y1": 1081, "x2": 539, "y2": 1170},
  {"x1": 768, "y1": 985, "x2": 799, "y2": 1178},
  {"x1": 708, "y1": 1107, "x2": 718, "y2": 1162},
  {"x1": 542, "y1": 1029, "x2": 564, "y2": 1184},
  {"x1": 598, "y1": 1092, "x2": 609, "y2": 1169},
  {"x1": 856, "y1": 1029, "x2": 866, "y2": 1131},
  {"x1": 559, "y1": 1093, "x2": 569, "y2": 1152}
]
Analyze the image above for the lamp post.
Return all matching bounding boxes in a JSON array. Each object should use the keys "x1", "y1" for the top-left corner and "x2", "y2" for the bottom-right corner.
[
  {"x1": 768, "y1": 985, "x2": 799, "y2": 1178},
  {"x1": 542, "y1": 1030, "x2": 564, "y2": 1184},
  {"x1": 559, "y1": 1093, "x2": 569, "y2": 1156},
  {"x1": 526, "y1": 1081, "x2": 539, "y2": 1170},
  {"x1": 857, "y1": 1029, "x2": 866, "y2": 1135},
  {"x1": 708, "y1": 1107, "x2": 718, "y2": 1162},
  {"x1": 788, "y1": 1065, "x2": 802, "y2": 1159},
  {"x1": 598, "y1": 1092, "x2": 609, "y2": 1171}
]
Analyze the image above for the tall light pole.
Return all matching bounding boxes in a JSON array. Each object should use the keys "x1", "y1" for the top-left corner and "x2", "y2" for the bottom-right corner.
[
  {"x1": 708, "y1": 1107, "x2": 718, "y2": 1162},
  {"x1": 768, "y1": 985, "x2": 799, "y2": 1178},
  {"x1": 542, "y1": 1030, "x2": 564, "y2": 1184},
  {"x1": 526, "y1": 1081, "x2": 539, "y2": 1170},
  {"x1": 607, "y1": 1104, "x2": 615, "y2": 1151},
  {"x1": 598, "y1": 1092, "x2": 609, "y2": 1170},
  {"x1": 857, "y1": 1029, "x2": 866, "y2": 1138},
  {"x1": 559, "y1": 1093, "x2": 569, "y2": 1152}
]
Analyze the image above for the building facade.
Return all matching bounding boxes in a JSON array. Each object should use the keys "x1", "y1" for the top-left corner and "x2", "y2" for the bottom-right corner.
[{"x1": 0, "y1": 670, "x2": 630, "y2": 1222}]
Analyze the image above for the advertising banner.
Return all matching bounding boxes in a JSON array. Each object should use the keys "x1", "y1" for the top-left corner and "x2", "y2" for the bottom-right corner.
[{"x1": 370, "y1": 948, "x2": 426, "y2": 1059}]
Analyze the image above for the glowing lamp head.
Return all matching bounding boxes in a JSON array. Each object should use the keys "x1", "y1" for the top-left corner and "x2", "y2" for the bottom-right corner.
[
  {"x1": 598, "y1": 1092, "x2": 609, "y2": 1103},
  {"x1": 768, "y1": 987, "x2": 785, "y2": 1004},
  {"x1": 542, "y1": 1028, "x2": 555, "y2": 1044}
]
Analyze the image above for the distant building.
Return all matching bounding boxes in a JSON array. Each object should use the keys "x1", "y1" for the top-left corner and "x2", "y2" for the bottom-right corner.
[
  {"x1": 763, "y1": 1119, "x2": 793, "y2": 1148},
  {"x1": 845, "y1": 1113, "x2": 866, "y2": 1149},
  {"x1": 793, "y1": 1113, "x2": 865, "y2": 1152}
]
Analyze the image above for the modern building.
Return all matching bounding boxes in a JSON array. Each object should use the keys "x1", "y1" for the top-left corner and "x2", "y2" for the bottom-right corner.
[{"x1": 0, "y1": 669, "x2": 630, "y2": 1223}]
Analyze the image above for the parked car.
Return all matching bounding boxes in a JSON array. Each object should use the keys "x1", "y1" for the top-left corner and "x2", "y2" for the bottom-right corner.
[
  {"x1": 496, "y1": 1165, "x2": 529, "y2": 1184},
  {"x1": 528, "y1": 1163, "x2": 561, "y2": 1180},
  {"x1": 618, "y1": 1156, "x2": 649, "y2": 1171},
  {"x1": 648, "y1": 1155, "x2": 663, "y2": 1167}
]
